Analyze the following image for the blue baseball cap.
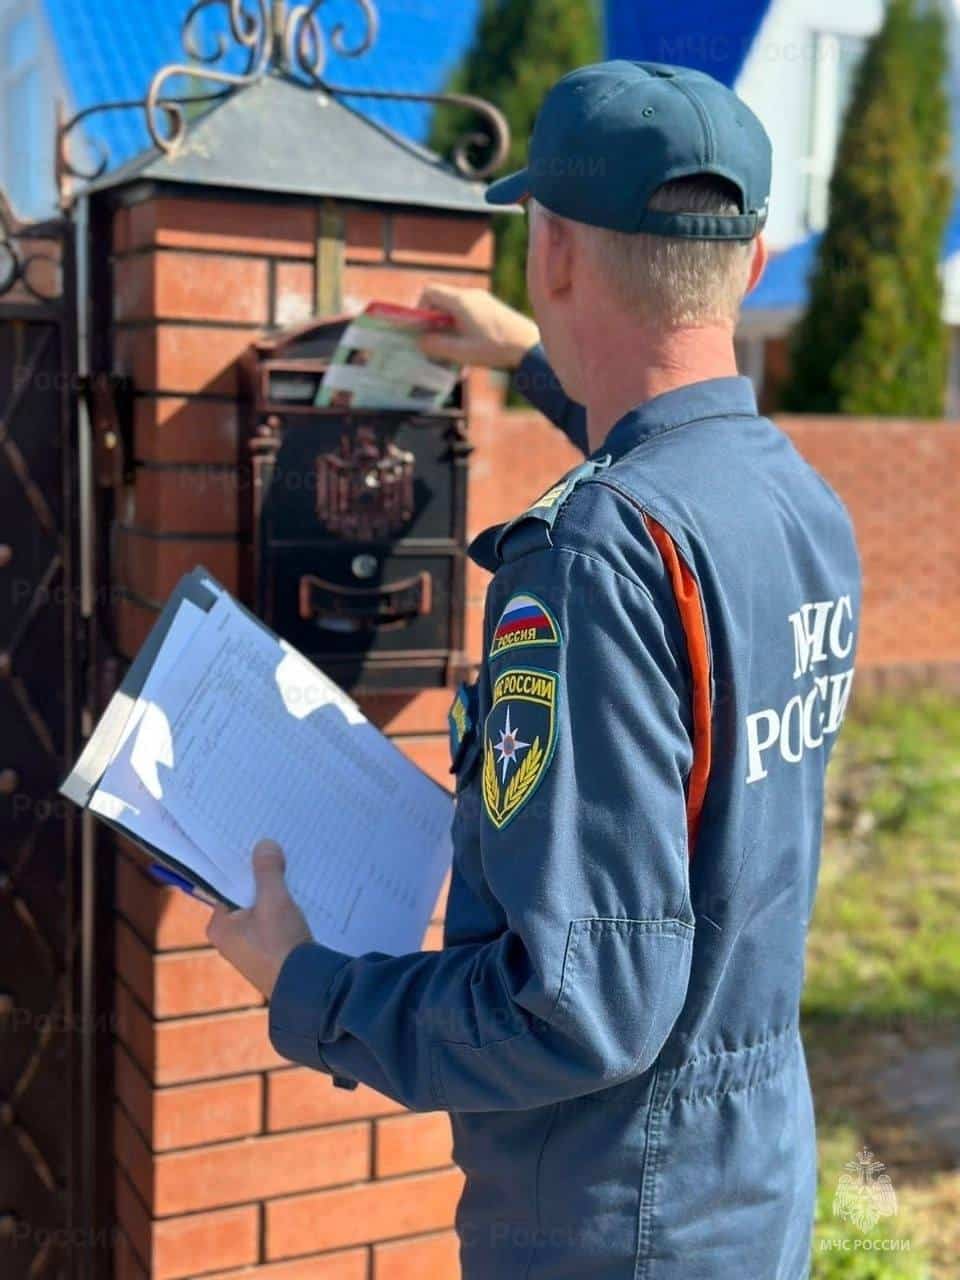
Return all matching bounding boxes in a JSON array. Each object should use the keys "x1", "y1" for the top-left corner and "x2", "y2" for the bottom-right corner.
[{"x1": 486, "y1": 61, "x2": 772, "y2": 242}]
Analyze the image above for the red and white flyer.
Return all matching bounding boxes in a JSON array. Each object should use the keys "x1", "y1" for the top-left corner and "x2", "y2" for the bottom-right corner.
[{"x1": 316, "y1": 301, "x2": 459, "y2": 411}]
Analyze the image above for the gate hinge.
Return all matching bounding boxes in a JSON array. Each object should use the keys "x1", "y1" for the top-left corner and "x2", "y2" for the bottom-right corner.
[{"x1": 79, "y1": 373, "x2": 135, "y2": 488}]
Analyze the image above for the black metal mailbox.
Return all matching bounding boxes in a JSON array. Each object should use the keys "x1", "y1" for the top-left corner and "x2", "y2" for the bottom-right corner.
[{"x1": 242, "y1": 318, "x2": 473, "y2": 693}]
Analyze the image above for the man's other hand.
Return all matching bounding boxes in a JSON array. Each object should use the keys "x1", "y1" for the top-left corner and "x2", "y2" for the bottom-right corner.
[
  {"x1": 207, "y1": 840, "x2": 312, "y2": 999},
  {"x1": 417, "y1": 284, "x2": 539, "y2": 370}
]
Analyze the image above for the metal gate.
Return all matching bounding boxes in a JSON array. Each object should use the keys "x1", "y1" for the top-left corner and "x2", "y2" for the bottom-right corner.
[{"x1": 0, "y1": 191, "x2": 108, "y2": 1277}]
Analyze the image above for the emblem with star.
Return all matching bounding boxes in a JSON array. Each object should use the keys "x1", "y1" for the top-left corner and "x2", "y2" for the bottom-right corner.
[{"x1": 493, "y1": 705, "x2": 530, "y2": 782}]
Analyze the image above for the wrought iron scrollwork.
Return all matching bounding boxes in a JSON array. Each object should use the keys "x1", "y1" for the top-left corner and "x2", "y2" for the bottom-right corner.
[
  {"x1": 56, "y1": 0, "x2": 510, "y2": 200},
  {"x1": 319, "y1": 83, "x2": 509, "y2": 179},
  {"x1": 285, "y1": 0, "x2": 380, "y2": 80},
  {"x1": 0, "y1": 192, "x2": 61, "y2": 303},
  {"x1": 146, "y1": 0, "x2": 272, "y2": 154}
]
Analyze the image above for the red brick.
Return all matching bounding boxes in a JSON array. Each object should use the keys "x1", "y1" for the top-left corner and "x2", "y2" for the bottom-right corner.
[
  {"x1": 154, "y1": 1205, "x2": 259, "y2": 1280},
  {"x1": 115, "y1": 593, "x2": 157, "y2": 658},
  {"x1": 357, "y1": 689, "x2": 452, "y2": 735},
  {"x1": 116, "y1": 918, "x2": 156, "y2": 1011},
  {"x1": 373, "y1": 1230, "x2": 460, "y2": 1280},
  {"x1": 392, "y1": 215, "x2": 493, "y2": 270},
  {"x1": 154, "y1": 252, "x2": 269, "y2": 324},
  {"x1": 153, "y1": 947, "x2": 263, "y2": 1018},
  {"x1": 116, "y1": 1103, "x2": 154, "y2": 1205},
  {"x1": 116, "y1": 524, "x2": 239, "y2": 601},
  {"x1": 464, "y1": 366, "x2": 506, "y2": 420},
  {"x1": 777, "y1": 416, "x2": 960, "y2": 667},
  {"x1": 196, "y1": 1250, "x2": 368, "y2": 1280},
  {"x1": 129, "y1": 197, "x2": 315, "y2": 258},
  {"x1": 133, "y1": 466, "x2": 240, "y2": 535},
  {"x1": 114, "y1": 254, "x2": 155, "y2": 323},
  {"x1": 135, "y1": 396, "x2": 240, "y2": 465},
  {"x1": 115, "y1": 1044, "x2": 155, "y2": 1141},
  {"x1": 480, "y1": 403, "x2": 960, "y2": 674},
  {"x1": 195, "y1": 1249, "x2": 368, "y2": 1280},
  {"x1": 115, "y1": 980, "x2": 156, "y2": 1077},
  {"x1": 153, "y1": 1007, "x2": 286, "y2": 1085},
  {"x1": 374, "y1": 1112, "x2": 453, "y2": 1177},
  {"x1": 113, "y1": 206, "x2": 132, "y2": 255},
  {"x1": 116, "y1": 1042, "x2": 263, "y2": 1150},
  {"x1": 118, "y1": 990, "x2": 285, "y2": 1085},
  {"x1": 115, "y1": 1172, "x2": 153, "y2": 1271},
  {"x1": 115, "y1": 921, "x2": 263, "y2": 1023},
  {"x1": 154, "y1": 1076, "x2": 264, "y2": 1152},
  {"x1": 267, "y1": 1068, "x2": 403, "y2": 1131},
  {"x1": 266, "y1": 1167, "x2": 464, "y2": 1259},
  {"x1": 153, "y1": 872, "x2": 213, "y2": 951},
  {"x1": 342, "y1": 266, "x2": 488, "y2": 314},
  {"x1": 152, "y1": 1124, "x2": 371, "y2": 1215},
  {"x1": 275, "y1": 260, "x2": 315, "y2": 326},
  {"x1": 114, "y1": 324, "x2": 252, "y2": 396},
  {"x1": 345, "y1": 208, "x2": 387, "y2": 262},
  {"x1": 116, "y1": 847, "x2": 211, "y2": 950},
  {"x1": 115, "y1": 1227, "x2": 149, "y2": 1280}
]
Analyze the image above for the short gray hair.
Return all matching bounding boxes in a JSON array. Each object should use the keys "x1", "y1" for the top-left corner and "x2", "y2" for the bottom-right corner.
[{"x1": 550, "y1": 177, "x2": 757, "y2": 327}]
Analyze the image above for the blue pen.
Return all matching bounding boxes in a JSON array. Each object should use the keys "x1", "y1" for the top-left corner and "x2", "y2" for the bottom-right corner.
[{"x1": 149, "y1": 863, "x2": 220, "y2": 908}]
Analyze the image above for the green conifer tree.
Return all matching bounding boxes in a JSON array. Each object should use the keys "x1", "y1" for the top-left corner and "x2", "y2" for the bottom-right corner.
[
  {"x1": 783, "y1": 0, "x2": 952, "y2": 415},
  {"x1": 430, "y1": 0, "x2": 600, "y2": 313}
]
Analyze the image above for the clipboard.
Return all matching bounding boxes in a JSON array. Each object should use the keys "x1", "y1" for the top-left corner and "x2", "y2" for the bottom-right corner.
[
  {"x1": 60, "y1": 568, "x2": 242, "y2": 906},
  {"x1": 59, "y1": 567, "x2": 454, "y2": 954}
]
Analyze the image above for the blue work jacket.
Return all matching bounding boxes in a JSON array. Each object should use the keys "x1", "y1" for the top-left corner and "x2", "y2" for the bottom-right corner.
[{"x1": 270, "y1": 347, "x2": 862, "y2": 1279}]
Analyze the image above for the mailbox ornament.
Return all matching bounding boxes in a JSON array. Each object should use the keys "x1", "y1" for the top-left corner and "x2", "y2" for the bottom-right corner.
[{"x1": 316, "y1": 429, "x2": 416, "y2": 542}]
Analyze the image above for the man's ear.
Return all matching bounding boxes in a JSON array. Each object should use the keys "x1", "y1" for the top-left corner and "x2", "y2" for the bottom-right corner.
[
  {"x1": 543, "y1": 211, "x2": 574, "y2": 298},
  {"x1": 746, "y1": 234, "x2": 769, "y2": 296}
]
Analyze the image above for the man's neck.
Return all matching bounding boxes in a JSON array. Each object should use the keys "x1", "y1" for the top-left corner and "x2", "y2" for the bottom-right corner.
[{"x1": 579, "y1": 323, "x2": 740, "y2": 453}]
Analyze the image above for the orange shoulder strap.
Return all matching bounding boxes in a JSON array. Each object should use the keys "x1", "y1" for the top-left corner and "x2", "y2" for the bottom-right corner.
[{"x1": 643, "y1": 514, "x2": 713, "y2": 858}]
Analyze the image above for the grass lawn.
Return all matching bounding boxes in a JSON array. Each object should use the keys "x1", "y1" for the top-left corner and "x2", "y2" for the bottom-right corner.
[{"x1": 804, "y1": 692, "x2": 960, "y2": 1278}]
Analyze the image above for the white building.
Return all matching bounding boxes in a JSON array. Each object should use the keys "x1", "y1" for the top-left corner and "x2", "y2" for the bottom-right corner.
[{"x1": 608, "y1": 0, "x2": 960, "y2": 411}]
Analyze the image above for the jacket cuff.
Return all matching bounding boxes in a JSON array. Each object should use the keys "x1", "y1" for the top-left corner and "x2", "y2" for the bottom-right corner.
[
  {"x1": 512, "y1": 343, "x2": 553, "y2": 412},
  {"x1": 269, "y1": 941, "x2": 357, "y2": 1089},
  {"x1": 512, "y1": 344, "x2": 589, "y2": 454}
]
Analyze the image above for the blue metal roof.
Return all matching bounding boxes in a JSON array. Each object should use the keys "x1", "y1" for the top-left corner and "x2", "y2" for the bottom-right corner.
[
  {"x1": 743, "y1": 195, "x2": 960, "y2": 314},
  {"x1": 945, "y1": 195, "x2": 960, "y2": 259},
  {"x1": 605, "y1": 0, "x2": 774, "y2": 88},
  {"x1": 44, "y1": 0, "x2": 482, "y2": 170},
  {"x1": 742, "y1": 234, "x2": 819, "y2": 313}
]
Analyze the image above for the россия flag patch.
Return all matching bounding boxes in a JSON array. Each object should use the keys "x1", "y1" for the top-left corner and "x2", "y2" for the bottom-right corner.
[{"x1": 489, "y1": 593, "x2": 560, "y2": 660}]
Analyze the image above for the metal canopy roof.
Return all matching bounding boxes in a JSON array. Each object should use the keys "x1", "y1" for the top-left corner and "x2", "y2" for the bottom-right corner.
[{"x1": 84, "y1": 72, "x2": 494, "y2": 214}]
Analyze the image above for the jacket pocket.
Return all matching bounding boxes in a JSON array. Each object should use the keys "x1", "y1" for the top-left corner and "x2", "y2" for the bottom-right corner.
[{"x1": 552, "y1": 917, "x2": 694, "y2": 1086}]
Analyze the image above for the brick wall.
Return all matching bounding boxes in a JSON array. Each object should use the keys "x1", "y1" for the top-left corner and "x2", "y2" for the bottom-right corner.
[
  {"x1": 777, "y1": 415, "x2": 960, "y2": 672},
  {"x1": 467, "y1": 399, "x2": 960, "y2": 681},
  {"x1": 109, "y1": 189, "x2": 490, "y2": 1279}
]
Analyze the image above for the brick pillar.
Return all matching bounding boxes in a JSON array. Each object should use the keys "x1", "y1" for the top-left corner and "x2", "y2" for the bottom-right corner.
[{"x1": 107, "y1": 188, "x2": 492, "y2": 1278}]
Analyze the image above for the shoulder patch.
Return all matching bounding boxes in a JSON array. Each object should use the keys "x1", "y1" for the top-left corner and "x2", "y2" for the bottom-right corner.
[
  {"x1": 482, "y1": 667, "x2": 558, "y2": 829},
  {"x1": 448, "y1": 680, "x2": 478, "y2": 773},
  {"x1": 495, "y1": 455, "x2": 611, "y2": 561},
  {"x1": 489, "y1": 592, "x2": 560, "y2": 661}
]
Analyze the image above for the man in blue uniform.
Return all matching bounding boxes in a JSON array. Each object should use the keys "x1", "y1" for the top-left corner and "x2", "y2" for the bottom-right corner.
[{"x1": 209, "y1": 62, "x2": 862, "y2": 1279}]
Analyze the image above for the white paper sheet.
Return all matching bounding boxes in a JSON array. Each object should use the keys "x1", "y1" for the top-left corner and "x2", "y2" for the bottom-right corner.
[
  {"x1": 120, "y1": 593, "x2": 452, "y2": 955},
  {"x1": 90, "y1": 598, "x2": 247, "y2": 903}
]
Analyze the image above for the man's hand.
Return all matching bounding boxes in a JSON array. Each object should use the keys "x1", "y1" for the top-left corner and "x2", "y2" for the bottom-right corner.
[
  {"x1": 417, "y1": 284, "x2": 540, "y2": 370},
  {"x1": 207, "y1": 840, "x2": 312, "y2": 1000}
]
